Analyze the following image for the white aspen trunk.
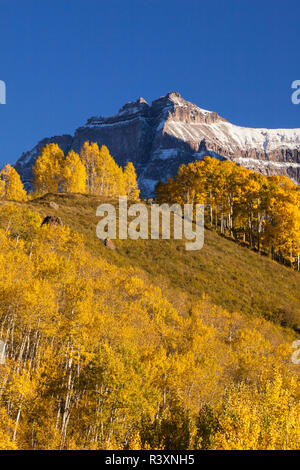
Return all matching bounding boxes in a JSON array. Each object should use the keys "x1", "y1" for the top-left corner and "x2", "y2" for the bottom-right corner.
[{"x1": 13, "y1": 399, "x2": 23, "y2": 442}]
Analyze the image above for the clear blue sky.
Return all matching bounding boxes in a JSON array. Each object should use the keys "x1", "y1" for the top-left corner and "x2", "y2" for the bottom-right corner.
[{"x1": 0, "y1": 0, "x2": 300, "y2": 167}]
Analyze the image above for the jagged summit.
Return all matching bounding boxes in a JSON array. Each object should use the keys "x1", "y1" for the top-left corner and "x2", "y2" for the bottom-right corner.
[
  {"x1": 117, "y1": 97, "x2": 150, "y2": 117},
  {"x1": 166, "y1": 91, "x2": 182, "y2": 98},
  {"x1": 153, "y1": 91, "x2": 212, "y2": 113},
  {"x1": 84, "y1": 91, "x2": 224, "y2": 129},
  {"x1": 15, "y1": 92, "x2": 300, "y2": 196},
  {"x1": 137, "y1": 96, "x2": 148, "y2": 104}
]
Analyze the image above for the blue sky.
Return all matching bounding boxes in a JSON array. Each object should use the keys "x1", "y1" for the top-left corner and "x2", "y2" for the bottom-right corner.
[{"x1": 0, "y1": 0, "x2": 300, "y2": 167}]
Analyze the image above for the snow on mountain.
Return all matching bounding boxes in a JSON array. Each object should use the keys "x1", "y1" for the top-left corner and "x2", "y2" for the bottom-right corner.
[
  {"x1": 166, "y1": 120, "x2": 300, "y2": 152},
  {"x1": 14, "y1": 92, "x2": 300, "y2": 195}
]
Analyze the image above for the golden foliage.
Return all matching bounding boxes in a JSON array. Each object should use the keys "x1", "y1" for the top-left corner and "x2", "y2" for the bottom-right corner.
[
  {"x1": 156, "y1": 157, "x2": 300, "y2": 268},
  {"x1": 0, "y1": 204, "x2": 298, "y2": 450},
  {"x1": 0, "y1": 164, "x2": 27, "y2": 201},
  {"x1": 32, "y1": 141, "x2": 139, "y2": 199}
]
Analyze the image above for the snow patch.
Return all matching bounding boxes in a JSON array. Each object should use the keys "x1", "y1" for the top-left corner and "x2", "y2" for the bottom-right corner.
[
  {"x1": 235, "y1": 157, "x2": 300, "y2": 169},
  {"x1": 153, "y1": 148, "x2": 179, "y2": 160},
  {"x1": 165, "y1": 120, "x2": 300, "y2": 153},
  {"x1": 84, "y1": 116, "x2": 146, "y2": 128}
]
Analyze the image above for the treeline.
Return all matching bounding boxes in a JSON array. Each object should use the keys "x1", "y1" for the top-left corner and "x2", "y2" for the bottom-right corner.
[
  {"x1": 156, "y1": 157, "x2": 300, "y2": 269},
  {"x1": 2, "y1": 151, "x2": 300, "y2": 269},
  {"x1": 0, "y1": 205, "x2": 299, "y2": 450},
  {"x1": 0, "y1": 142, "x2": 140, "y2": 201}
]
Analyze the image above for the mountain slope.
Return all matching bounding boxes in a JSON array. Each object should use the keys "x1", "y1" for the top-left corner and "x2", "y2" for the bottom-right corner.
[
  {"x1": 0, "y1": 194, "x2": 299, "y2": 450},
  {"x1": 15, "y1": 92, "x2": 300, "y2": 195},
  {"x1": 10, "y1": 192, "x2": 300, "y2": 332}
]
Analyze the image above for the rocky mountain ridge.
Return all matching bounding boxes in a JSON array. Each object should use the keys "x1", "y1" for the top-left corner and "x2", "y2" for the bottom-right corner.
[{"x1": 15, "y1": 91, "x2": 300, "y2": 195}]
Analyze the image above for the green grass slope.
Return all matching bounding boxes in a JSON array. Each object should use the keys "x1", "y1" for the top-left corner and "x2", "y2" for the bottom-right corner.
[{"x1": 13, "y1": 192, "x2": 300, "y2": 330}]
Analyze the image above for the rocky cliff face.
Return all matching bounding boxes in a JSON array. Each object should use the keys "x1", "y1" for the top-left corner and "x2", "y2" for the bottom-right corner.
[{"x1": 15, "y1": 92, "x2": 300, "y2": 195}]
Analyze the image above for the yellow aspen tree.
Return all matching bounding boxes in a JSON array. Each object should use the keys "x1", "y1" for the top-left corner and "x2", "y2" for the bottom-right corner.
[
  {"x1": 175, "y1": 163, "x2": 199, "y2": 204},
  {"x1": 155, "y1": 178, "x2": 179, "y2": 203},
  {"x1": 80, "y1": 141, "x2": 100, "y2": 193},
  {"x1": 62, "y1": 150, "x2": 87, "y2": 194},
  {"x1": 96, "y1": 145, "x2": 125, "y2": 197},
  {"x1": 200, "y1": 157, "x2": 220, "y2": 225},
  {"x1": 80, "y1": 141, "x2": 126, "y2": 196},
  {"x1": 213, "y1": 373, "x2": 300, "y2": 450},
  {"x1": 0, "y1": 164, "x2": 27, "y2": 201},
  {"x1": 0, "y1": 175, "x2": 5, "y2": 199},
  {"x1": 114, "y1": 164, "x2": 126, "y2": 197},
  {"x1": 235, "y1": 171, "x2": 262, "y2": 248},
  {"x1": 155, "y1": 176, "x2": 185, "y2": 205},
  {"x1": 124, "y1": 161, "x2": 140, "y2": 200},
  {"x1": 33, "y1": 143, "x2": 64, "y2": 193},
  {"x1": 264, "y1": 195, "x2": 300, "y2": 266},
  {"x1": 0, "y1": 407, "x2": 17, "y2": 449}
]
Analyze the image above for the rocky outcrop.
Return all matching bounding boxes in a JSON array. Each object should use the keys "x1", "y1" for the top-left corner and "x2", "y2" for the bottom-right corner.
[
  {"x1": 102, "y1": 238, "x2": 116, "y2": 250},
  {"x1": 15, "y1": 92, "x2": 300, "y2": 195},
  {"x1": 49, "y1": 201, "x2": 59, "y2": 210},
  {"x1": 41, "y1": 215, "x2": 63, "y2": 227}
]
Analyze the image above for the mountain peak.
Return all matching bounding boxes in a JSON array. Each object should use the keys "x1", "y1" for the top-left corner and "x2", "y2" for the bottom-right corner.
[
  {"x1": 166, "y1": 91, "x2": 182, "y2": 99},
  {"x1": 150, "y1": 91, "x2": 216, "y2": 118},
  {"x1": 14, "y1": 92, "x2": 300, "y2": 197},
  {"x1": 137, "y1": 97, "x2": 148, "y2": 104}
]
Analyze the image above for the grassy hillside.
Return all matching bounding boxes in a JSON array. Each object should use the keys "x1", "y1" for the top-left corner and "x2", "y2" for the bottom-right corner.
[{"x1": 12, "y1": 192, "x2": 300, "y2": 331}]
